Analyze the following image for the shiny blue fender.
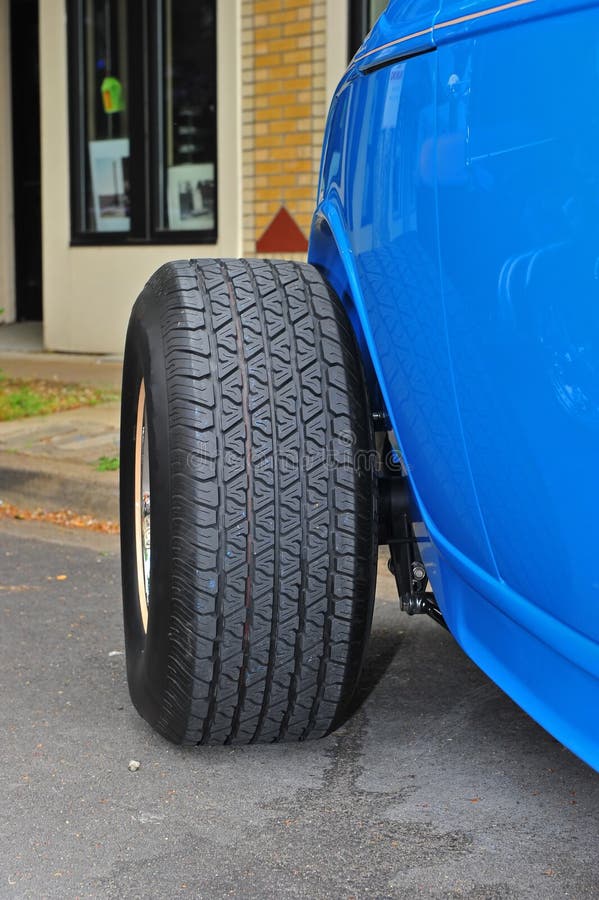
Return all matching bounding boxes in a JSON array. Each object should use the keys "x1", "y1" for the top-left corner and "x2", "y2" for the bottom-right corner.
[{"x1": 309, "y1": 0, "x2": 599, "y2": 770}]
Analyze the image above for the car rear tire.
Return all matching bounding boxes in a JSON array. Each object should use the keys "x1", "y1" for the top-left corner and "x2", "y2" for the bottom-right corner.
[{"x1": 120, "y1": 258, "x2": 376, "y2": 745}]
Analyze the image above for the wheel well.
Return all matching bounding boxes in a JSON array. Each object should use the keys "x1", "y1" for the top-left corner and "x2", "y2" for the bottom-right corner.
[{"x1": 309, "y1": 214, "x2": 386, "y2": 419}]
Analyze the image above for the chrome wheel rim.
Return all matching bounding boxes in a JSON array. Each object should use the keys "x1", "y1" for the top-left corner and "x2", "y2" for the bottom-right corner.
[{"x1": 134, "y1": 380, "x2": 151, "y2": 632}]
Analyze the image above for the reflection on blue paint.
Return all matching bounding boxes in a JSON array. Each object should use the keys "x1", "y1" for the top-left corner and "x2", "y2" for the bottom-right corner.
[{"x1": 310, "y1": 0, "x2": 599, "y2": 770}]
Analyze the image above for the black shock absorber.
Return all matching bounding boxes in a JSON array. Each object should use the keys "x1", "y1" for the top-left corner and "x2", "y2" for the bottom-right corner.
[{"x1": 378, "y1": 470, "x2": 447, "y2": 630}]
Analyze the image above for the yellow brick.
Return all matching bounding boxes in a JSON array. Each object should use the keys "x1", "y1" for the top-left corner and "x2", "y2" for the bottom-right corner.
[
  {"x1": 283, "y1": 21, "x2": 313, "y2": 38},
  {"x1": 267, "y1": 146, "x2": 297, "y2": 161},
  {"x1": 266, "y1": 37, "x2": 297, "y2": 53},
  {"x1": 256, "y1": 134, "x2": 285, "y2": 148},
  {"x1": 261, "y1": 118, "x2": 310, "y2": 134},
  {"x1": 255, "y1": 216, "x2": 273, "y2": 232},
  {"x1": 277, "y1": 90, "x2": 303, "y2": 105},
  {"x1": 285, "y1": 49, "x2": 312, "y2": 65},
  {"x1": 256, "y1": 160, "x2": 284, "y2": 175},
  {"x1": 255, "y1": 49, "x2": 282, "y2": 65},
  {"x1": 284, "y1": 131, "x2": 312, "y2": 146},
  {"x1": 255, "y1": 78, "x2": 309, "y2": 96},
  {"x1": 257, "y1": 103, "x2": 312, "y2": 123},
  {"x1": 255, "y1": 108, "x2": 274, "y2": 122},
  {"x1": 287, "y1": 77, "x2": 312, "y2": 91},
  {"x1": 280, "y1": 186, "x2": 312, "y2": 199},
  {"x1": 269, "y1": 9, "x2": 300, "y2": 25},
  {"x1": 254, "y1": 25, "x2": 282, "y2": 41},
  {"x1": 269, "y1": 173, "x2": 301, "y2": 187},
  {"x1": 283, "y1": 159, "x2": 312, "y2": 172},
  {"x1": 295, "y1": 199, "x2": 316, "y2": 214},
  {"x1": 254, "y1": 81, "x2": 274, "y2": 96},
  {"x1": 255, "y1": 187, "x2": 284, "y2": 200},
  {"x1": 254, "y1": 0, "x2": 284, "y2": 13},
  {"x1": 285, "y1": 103, "x2": 313, "y2": 118},
  {"x1": 265, "y1": 120, "x2": 294, "y2": 135},
  {"x1": 267, "y1": 64, "x2": 301, "y2": 80}
]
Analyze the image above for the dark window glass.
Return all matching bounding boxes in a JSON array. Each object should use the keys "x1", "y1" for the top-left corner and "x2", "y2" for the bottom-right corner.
[
  {"x1": 349, "y1": 0, "x2": 387, "y2": 59},
  {"x1": 155, "y1": 0, "x2": 216, "y2": 233},
  {"x1": 82, "y1": 0, "x2": 130, "y2": 233},
  {"x1": 68, "y1": 0, "x2": 217, "y2": 244}
]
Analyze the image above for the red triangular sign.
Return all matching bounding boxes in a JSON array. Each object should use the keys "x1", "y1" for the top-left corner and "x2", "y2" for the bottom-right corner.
[{"x1": 256, "y1": 206, "x2": 308, "y2": 253}]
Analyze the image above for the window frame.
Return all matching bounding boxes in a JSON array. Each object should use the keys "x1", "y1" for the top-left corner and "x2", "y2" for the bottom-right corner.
[
  {"x1": 348, "y1": 0, "x2": 388, "y2": 60},
  {"x1": 348, "y1": 0, "x2": 369, "y2": 60},
  {"x1": 66, "y1": 0, "x2": 218, "y2": 246}
]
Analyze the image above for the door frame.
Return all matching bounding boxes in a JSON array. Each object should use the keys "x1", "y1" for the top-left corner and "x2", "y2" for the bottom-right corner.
[{"x1": 0, "y1": 0, "x2": 15, "y2": 323}]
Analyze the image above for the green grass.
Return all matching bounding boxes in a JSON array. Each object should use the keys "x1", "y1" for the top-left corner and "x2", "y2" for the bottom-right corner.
[
  {"x1": 95, "y1": 455, "x2": 120, "y2": 472},
  {"x1": 0, "y1": 371, "x2": 118, "y2": 422}
]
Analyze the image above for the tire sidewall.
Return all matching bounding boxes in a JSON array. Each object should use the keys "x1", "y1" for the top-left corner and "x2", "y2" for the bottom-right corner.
[{"x1": 120, "y1": 287, "x2": 175, "y2": 728}]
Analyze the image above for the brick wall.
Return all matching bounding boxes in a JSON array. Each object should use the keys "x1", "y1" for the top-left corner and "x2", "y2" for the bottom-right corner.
[{"x1": 241, "y1": 0, "x2": 327, "y2": 259}]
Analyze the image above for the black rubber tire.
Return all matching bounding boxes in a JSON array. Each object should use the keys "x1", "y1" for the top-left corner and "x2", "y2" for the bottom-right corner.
[{"x1": 120, "y1": 258, "x2": 377, "y2": 745}]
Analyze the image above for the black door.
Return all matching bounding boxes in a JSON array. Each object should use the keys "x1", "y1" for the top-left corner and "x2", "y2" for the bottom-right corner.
[{"x1": 11, "y1": 0, "x2": 42, "y2": 322}]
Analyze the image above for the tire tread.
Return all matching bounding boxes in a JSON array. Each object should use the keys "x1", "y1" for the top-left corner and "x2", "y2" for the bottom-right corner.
[{"x1": 127, "y1": 258, "x2": 376, "y2": 745}]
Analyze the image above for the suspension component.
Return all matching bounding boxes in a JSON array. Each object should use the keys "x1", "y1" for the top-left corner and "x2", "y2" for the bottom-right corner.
[{"x1": 379, "y1": 471, "x2": 447, "y2": 630}]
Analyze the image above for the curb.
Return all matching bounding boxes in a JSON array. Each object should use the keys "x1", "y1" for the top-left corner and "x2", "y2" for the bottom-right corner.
[{"x1": 0, "y1": 452, "x2": 119, "y2": 521}]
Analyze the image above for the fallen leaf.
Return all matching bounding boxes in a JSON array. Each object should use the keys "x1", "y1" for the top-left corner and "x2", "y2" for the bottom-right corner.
[
  {"x1": 0, "y1": 502, "x2": 119, "y2": 534},
  {"x1": 0, "y1": 584, "x2": 35, "y2": 593}
]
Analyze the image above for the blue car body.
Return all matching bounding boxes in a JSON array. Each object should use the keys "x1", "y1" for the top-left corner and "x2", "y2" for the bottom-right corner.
[{"x1": 309, "y1": 0, "x2": 599, "y2": 770}]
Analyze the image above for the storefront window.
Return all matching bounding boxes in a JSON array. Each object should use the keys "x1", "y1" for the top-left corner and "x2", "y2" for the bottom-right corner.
[{"x1": 68, "y1": 0, "x2": 217, "y2": 243}]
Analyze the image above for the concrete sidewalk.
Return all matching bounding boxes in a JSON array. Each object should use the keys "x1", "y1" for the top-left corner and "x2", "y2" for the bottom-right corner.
[{"x1": 0, "y1": 351, "x2": 122, "y2": 521}]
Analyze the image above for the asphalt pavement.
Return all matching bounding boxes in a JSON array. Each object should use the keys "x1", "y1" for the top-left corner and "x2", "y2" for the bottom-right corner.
[{"x1": 1, "y1": 519, "x2": 598, "y2": 899}]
